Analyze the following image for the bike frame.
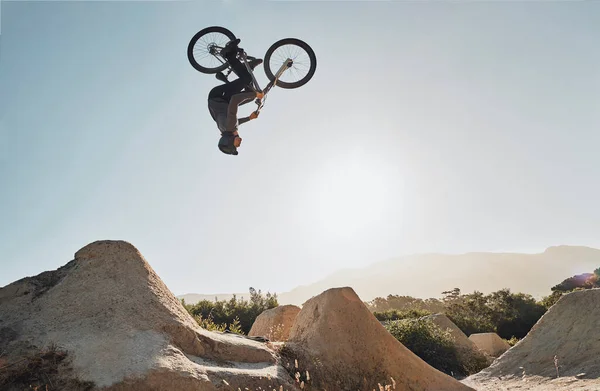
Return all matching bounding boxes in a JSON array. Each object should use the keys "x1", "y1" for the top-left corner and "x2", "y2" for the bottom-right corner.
[
  {"x1": 215, "y1": 47, "x2": 292, "y2": 113},
  {"x1": 239, "y1": 52, "x2": 291, "y2": 95},
  {"x1": 240, "y1": 52, "x2": 292, "y2": 112}
]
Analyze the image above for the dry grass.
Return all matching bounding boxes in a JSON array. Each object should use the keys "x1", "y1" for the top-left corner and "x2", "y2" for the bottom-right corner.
[
  {"x1": 266, "y1": 322, "x2": 286, "y2": 341},
  {"x1": 273, "y1": 344, "x2": 398, "y2": 391},
  {"x1": 0, "y1": 343, "x2": 94, "y2": 391}
]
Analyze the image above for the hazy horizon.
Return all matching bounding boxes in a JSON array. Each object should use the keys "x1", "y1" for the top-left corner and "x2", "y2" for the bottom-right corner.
[
  {"x1": 175, "y1": 244, "x2": 600, "y2": 295},
  {"x1": 2, "y1": 1, "x2": 599, "y2": 296},
  {"x1": 176, "y1": 244, "x2": 600, "y2": 308}
]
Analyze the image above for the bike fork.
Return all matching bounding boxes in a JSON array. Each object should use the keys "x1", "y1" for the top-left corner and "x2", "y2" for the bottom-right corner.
[
  {"x1": 237, "y1": 52, "x2": 293, "y2": 113},
  {"x1": 263, "y1": 59, "x2": 293, "y2": 95}
]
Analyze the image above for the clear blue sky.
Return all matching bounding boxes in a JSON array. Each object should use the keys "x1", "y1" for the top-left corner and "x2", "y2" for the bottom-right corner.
[{"x1": 1, "y1": 0, "x2": 599, "y2": 296}]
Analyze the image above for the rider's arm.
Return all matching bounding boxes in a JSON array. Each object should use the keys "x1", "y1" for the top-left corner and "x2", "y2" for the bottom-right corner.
[
  {"x1": 238, "y1": 109, "x2": 259, "y2": 126},
  {"x1": 226, "y1": 91, "x2": 258, "y2": 130}
]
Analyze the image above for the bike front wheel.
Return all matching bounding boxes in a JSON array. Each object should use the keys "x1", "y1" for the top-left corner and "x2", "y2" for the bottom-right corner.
[
  {"x1": 263, "y1": 38, "x2": 317, "y2": 89},
  {"x1": 187, "y1": 26, "x2": 236, "y2": 74}
]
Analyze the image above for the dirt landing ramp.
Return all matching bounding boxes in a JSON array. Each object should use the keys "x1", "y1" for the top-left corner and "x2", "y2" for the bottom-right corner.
[
  {"x1": 464, "y1": 289, "x2": 600, "y2": 391},
  {"x1": 284, "y1": 287, "x2": 475, "y2": 391}
]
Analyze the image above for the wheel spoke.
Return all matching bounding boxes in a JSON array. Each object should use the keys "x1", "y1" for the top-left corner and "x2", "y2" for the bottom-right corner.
[
  {"x1": 270, "y1": 43, "x2": 312, "y2": 84},
  {"x1": 262, "y1": 38, "x2": 316, "y2": 88},
  {"x1": 191, "y1": 31, "x2": 233, "y2": 70}
]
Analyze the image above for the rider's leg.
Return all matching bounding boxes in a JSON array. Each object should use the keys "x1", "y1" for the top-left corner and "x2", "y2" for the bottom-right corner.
[
  {"x1": 216, "y1": 57, "x2": 261, "y2": 84},
  {"x1": 215, "y1": 71, "x2": 229, "y2": 84},
  {"x1": 221, "y1": 77, "x2": 250, "y2": 101},
  {"x1": 225, "y1": 56, "x2": 252, "y2": 86},
  {"x1": 222, "y1": 43, "x2": 254, "y2": 83},
  {"x1": 208, "y1": 76, "x2": 248, "y2": 102}
]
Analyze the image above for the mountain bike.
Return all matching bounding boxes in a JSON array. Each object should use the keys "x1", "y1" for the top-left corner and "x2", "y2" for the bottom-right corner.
[{"x1": 187, "y1": 26, "x2": 317, "y2": 113}]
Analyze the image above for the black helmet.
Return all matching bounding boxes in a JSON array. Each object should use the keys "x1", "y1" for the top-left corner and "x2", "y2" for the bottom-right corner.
[{"x1": 218, "y1": 133, "x2": 238, "y2": 155}]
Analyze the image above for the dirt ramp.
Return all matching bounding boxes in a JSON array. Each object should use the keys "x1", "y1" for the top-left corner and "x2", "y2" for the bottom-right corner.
[
  {"x1": 464, "y1": 289, "x2": 600, "y2": 390},
  {"x1": 0, "y1": 240, "x2": 298, "y2": 391},
  {"x1": 468, "y1": 332, "x2": 510, "y2": 358},
  {"x1": 249, "y1": 304, "x2": 300, "y2": 341},
  {"x1": 284, "y1": 287, "x2": 475, "y2": 391},
  {"x1": 422, "y1": 313, "x2": 493, "y2": 366}
]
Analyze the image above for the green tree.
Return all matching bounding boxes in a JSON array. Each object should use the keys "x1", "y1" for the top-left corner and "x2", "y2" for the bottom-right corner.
[
  {"x1": 540, "y1": 267, "x2": 600, "y2": 310},
  {"x1": 486, "y1": 289, "x2": 546, "y2": 339},
  {"x1": 540, "y1": 290, "x2": 563, "y2": 309},
  {"x1": 443, "y1": 289, "x2": 546, "y2": 339},
  {"x1": 441, "y1": 288, "x2": 462, "y2": 303},
  {"x1": 444, "y1": 290, "x2": 495, "y2": 336},
  {"x1": 551, "y1": 273, "x2": 598, "y2": 292},
  {"x1": 366, "y1": 294, "x2": 445, "y2": 313},
  {"x1": 373, "y1": 308, "x2": 432, "y2": 322}
]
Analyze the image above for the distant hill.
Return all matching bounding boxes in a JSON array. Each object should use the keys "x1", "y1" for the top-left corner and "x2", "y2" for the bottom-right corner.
[
  {"x1": 276, "y1": 246, "x2": 600, "y2": 305},
  {"x1": 178, "y1": 246, "x2": 600, "y2": 306}
]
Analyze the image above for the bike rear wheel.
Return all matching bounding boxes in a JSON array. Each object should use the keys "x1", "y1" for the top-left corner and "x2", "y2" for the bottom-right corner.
[
  {"x1": 263, "y1": 38, "x2": 317, "y2": 89},
  {"x1": 187, "y1": 26, "x2": 236, "y2": 74}
]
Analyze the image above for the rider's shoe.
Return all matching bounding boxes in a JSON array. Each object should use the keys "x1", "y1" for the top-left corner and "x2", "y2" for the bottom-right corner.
[
  {"x1": 247, "y1": 56, "x2": 263, "y2": 70},
  {"x1": 215, "y1": 71, "x2": 228, "y2": 83}
]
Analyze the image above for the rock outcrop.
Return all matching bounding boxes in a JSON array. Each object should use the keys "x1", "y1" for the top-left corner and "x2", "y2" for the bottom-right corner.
[
  {"x1": 0, "y1": 240, "x2": 297, "y2": 391},
  {"x1": 249, "y1": 304, "x2": 300, "y2": 342},
  {"x1": 284, "y1": 287, "x2": 475, "y2": 391}
]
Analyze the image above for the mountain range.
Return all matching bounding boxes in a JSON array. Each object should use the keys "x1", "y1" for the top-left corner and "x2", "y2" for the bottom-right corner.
[{"x1": 177, "y1": 245, "x2": 600, "y2": 306}]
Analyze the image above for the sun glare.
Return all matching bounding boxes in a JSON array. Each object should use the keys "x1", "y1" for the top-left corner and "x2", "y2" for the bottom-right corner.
[{"x1": 309, "y1": 157, "x2": 395, "y2": 238}]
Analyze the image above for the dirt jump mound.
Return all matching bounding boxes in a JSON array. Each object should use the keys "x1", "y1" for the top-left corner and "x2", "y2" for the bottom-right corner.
[
  {"x1": 0, "y1": 240, "x2": 297, "y2": 391},
  {"x1": 468, "y1": 332, "x2": 510, "y2": 358},
  {"x1": 421, "y1": 313, "x2": 492, "y2": 365},
  {"x1": 249, "y1": 304, "x2": 300, "y2": 342},
  {"x1": 283, "y1": 287, "x2": 475, "y2": 391},
  {"x1": 464, "y1": 288, "x2": 600, "y2": 390},
  {"x1": 421, "y1": 313, "x2": 480, "y2": 351}
]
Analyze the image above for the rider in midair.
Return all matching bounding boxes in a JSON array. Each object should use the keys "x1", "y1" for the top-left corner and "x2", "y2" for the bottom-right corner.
[{"x1": 208, "y1": 38, "x2": 264, "y2": 156}]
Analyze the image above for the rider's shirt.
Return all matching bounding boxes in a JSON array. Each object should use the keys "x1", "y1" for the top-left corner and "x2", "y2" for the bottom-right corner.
[{"x1": 208, "y1": 98, "x2": 238, "y2": 133}]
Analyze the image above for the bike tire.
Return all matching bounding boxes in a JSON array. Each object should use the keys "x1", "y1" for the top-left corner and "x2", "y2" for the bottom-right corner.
[
  {"x1": 263, "y1": 38, "x2": 317, "y2": 89},
  {"x1": 187, "y1": 26, "x2": 236, "y2": 74}
]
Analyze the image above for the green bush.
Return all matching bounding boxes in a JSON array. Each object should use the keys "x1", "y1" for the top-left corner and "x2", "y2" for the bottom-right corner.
[
  {"x1": 385, "y1": 318, "x2": 488, "y2": 377},
  {"x1": 374, "y1": 308, "x2": 432, "y2": 322},
  {"x1": 183, "y1": 287, "x2": 277, "y2": 334},
  {"x1": 456, "y1": 346, "x2": 490, "y2": 376},
  {"x1": 385, "y1": 319, "x2": 464, "y2": 376}
]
